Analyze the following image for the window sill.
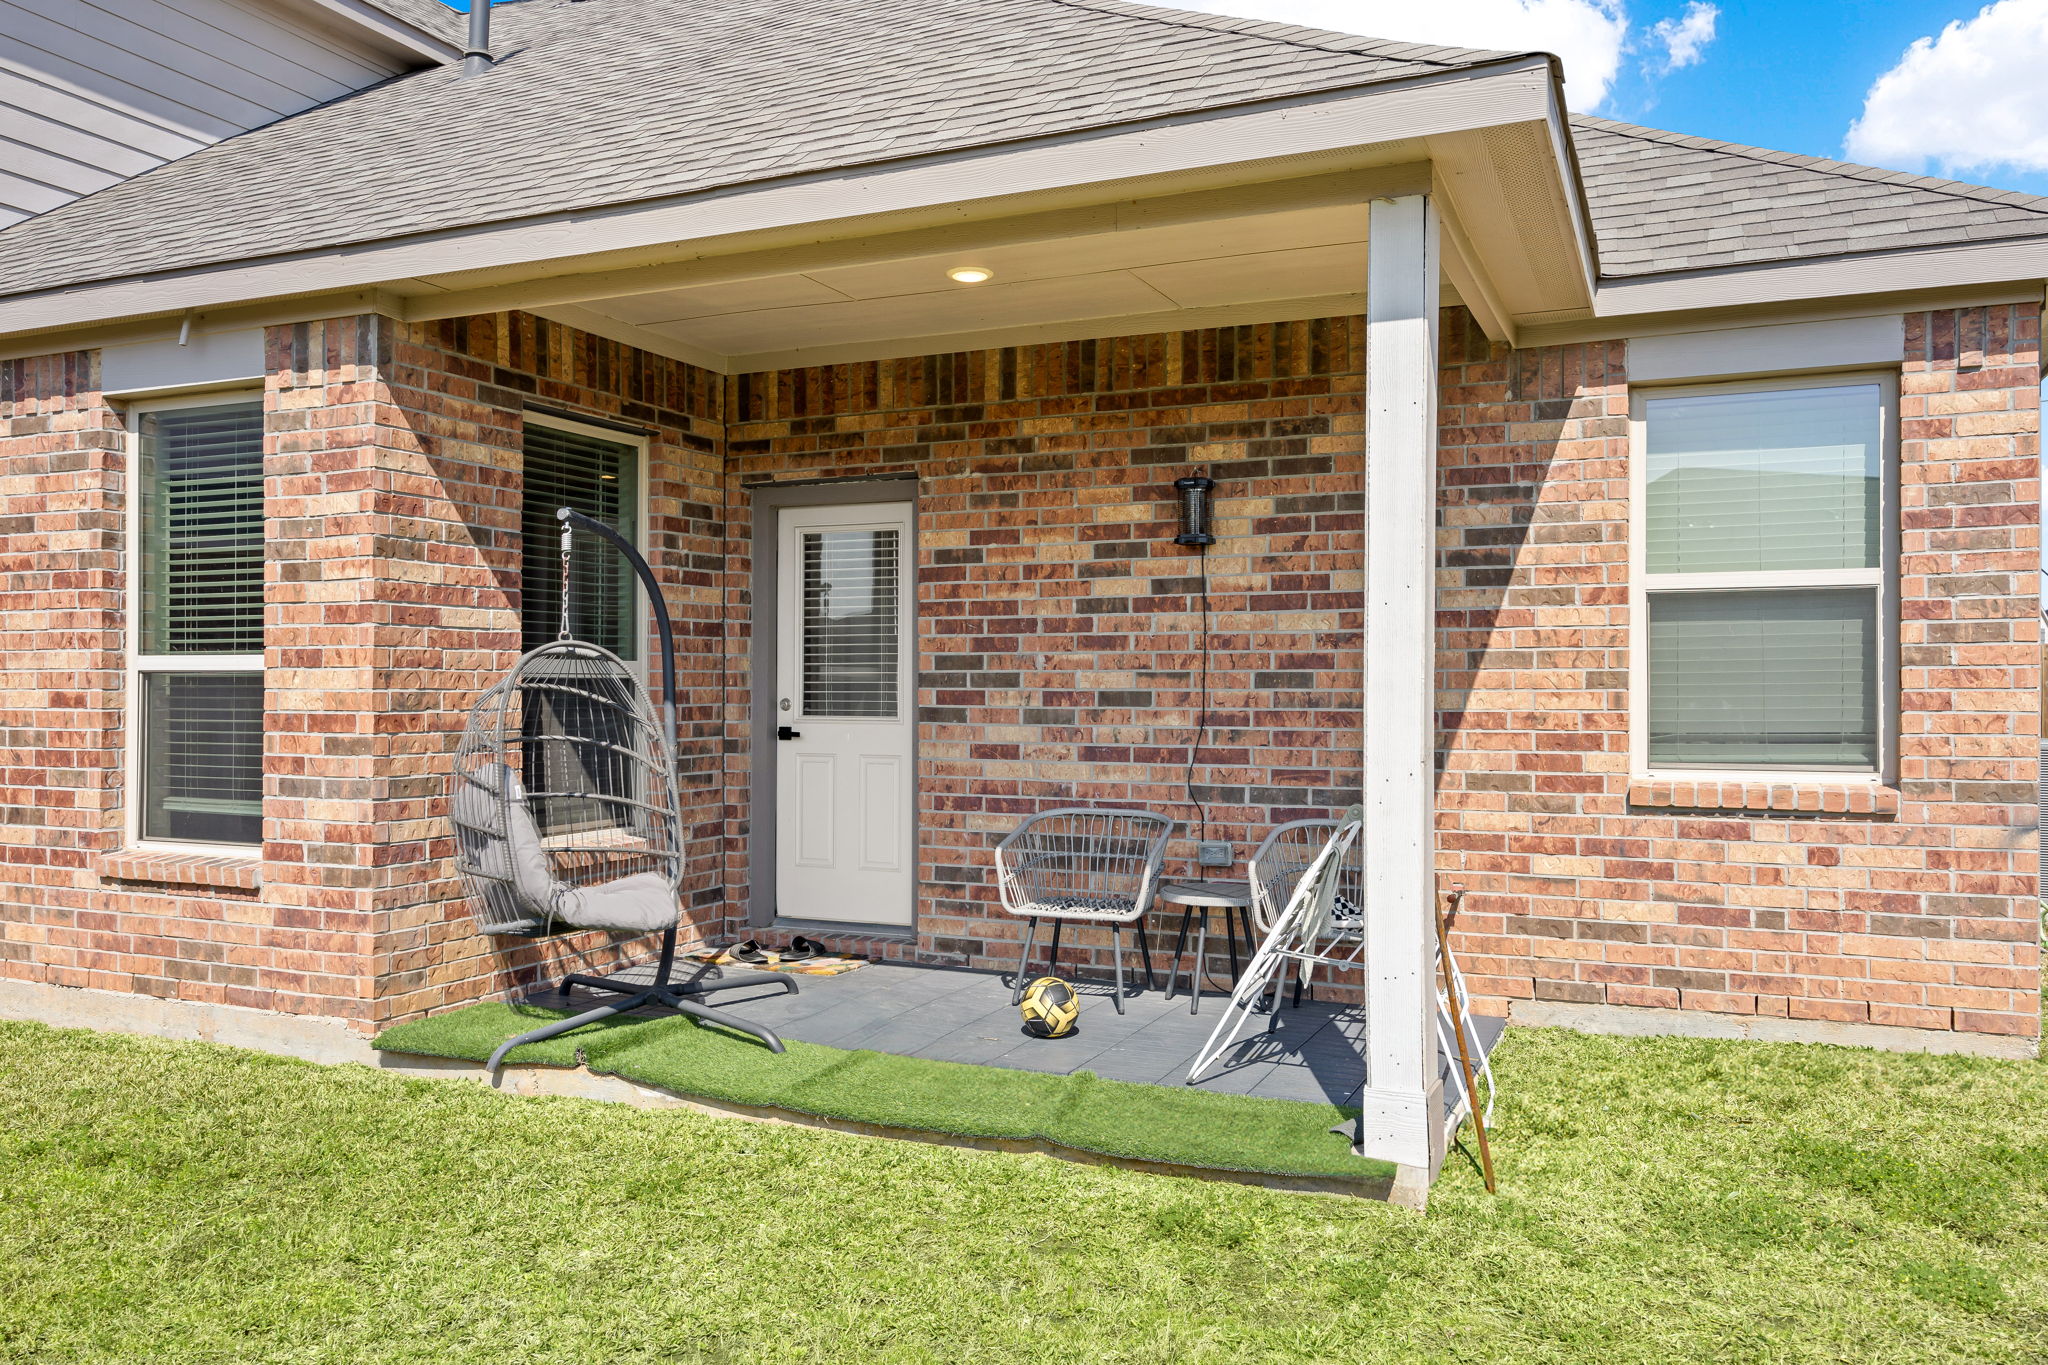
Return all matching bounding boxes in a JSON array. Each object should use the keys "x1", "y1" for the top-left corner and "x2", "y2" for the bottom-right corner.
[
  {"x1": 1627, "y1": 778, "x2": 1898, "y2": 817},
  {"x1": 98, "y1": 848, "x2": 262, "y2": 893}
]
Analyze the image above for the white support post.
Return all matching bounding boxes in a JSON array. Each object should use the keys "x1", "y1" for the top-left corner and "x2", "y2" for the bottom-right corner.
[{"x1": 1355, "y1": 194, "x2": 1444, "y2": 1182}]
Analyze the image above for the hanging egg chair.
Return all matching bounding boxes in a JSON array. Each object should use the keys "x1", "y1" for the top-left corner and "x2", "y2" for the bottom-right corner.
[
  {"x1": 449, "y1": 507, "x2": 795, "y2": 1073},
  {"x1": 451, "y1": 639, "x2": 683, "y2": 939}
]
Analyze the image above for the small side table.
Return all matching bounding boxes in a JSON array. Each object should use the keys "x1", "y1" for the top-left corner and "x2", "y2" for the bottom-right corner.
[{"x1": 1156, "y1": 879, "x2": 1257, "y2": 1015}]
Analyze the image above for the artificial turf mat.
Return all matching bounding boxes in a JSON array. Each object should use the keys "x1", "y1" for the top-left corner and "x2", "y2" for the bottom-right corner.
[{"x1": 373, "y1": 1001, "x2": 1389, "y2": 1182}]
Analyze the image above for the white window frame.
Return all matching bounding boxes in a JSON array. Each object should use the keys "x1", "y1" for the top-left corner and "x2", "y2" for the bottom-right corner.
[
  {"x1": 1628, "y1": 370, "x2": 1900, "y2": 784},
  {"x1": 521, "y1": 411, "x2": 652, "y2": 682},
  {"x1": 123, "y1": 391, "x2": 266, "y2": 856}
]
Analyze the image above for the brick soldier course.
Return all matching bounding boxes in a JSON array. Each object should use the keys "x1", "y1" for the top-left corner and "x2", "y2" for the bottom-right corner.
[{"x1": 1, "y1": 303, "x2": 2038, "y2": 1044}]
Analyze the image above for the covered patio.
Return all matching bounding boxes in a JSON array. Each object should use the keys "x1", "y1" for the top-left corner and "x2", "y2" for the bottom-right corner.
[
  {"x1": 0, "y1": 23, "x2": 1598, "y2": 1199},
  {"x1": 354, "y1": 82, "x2": 1585, "y2": 1188},
  {"x1": 375, "y1": 950, "x2": 1505, "y2": 1200}
]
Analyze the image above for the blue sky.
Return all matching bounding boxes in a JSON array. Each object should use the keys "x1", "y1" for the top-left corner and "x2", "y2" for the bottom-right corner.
[
  {"x1": 1601, "y1": 1, "x2": 2048, "y2": 192},
  {"x1": 442, "y1": 1, "x2": 2048, "y2": 196}
]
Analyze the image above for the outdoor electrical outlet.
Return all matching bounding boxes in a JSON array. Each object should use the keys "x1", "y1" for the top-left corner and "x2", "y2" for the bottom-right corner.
[{"x1": 1196, "y1": 841, "x2": 1232, "y2": 868}]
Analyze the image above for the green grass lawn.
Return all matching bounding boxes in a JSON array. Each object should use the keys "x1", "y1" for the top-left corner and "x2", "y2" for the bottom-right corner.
[{"x1": 4, "y1": 1020, "x2": 2046, "y2": 1364}]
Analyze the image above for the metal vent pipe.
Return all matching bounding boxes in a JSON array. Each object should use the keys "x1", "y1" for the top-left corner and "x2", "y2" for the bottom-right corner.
[{"x1": 463, "y1": 0, "x2": 491, "y2": 76}]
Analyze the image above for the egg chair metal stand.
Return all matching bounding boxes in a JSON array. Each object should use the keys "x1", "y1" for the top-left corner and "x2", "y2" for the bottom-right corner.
[{"x1": 452, "y1": 507, "x2": 794, "y2": 1074}]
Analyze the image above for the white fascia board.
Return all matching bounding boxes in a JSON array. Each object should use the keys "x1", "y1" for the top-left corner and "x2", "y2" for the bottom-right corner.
[
  {"x1": 0, "y1": 58, "x2": 1557, "y2": 344},
  {"x1": 1593, "y1": 235, "x2": 2048, "y2": 319},
  {"x1": 1517, "y1": 283, "x2": 2040, "y2": 349},
  {"x1": 1537, "y1": 73, "x2": 1600, "y2": 290},
  {"x1": 295, "y1": 0, "x2": 462, "y2": 62}
]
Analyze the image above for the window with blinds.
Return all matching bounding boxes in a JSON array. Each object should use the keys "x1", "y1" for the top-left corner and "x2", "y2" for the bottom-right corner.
[
  {"x1": 1640, "y1": 379, "x2": 1890, "y2": 772},
  {"x1": 133, "y1": 399, "x2": 266, "y2": 847},
  {"x1": 521, "y1": 421, "x2": 639, "y2": 659},
  {"x1": 139, "y1": 404, "x2": 265, "y2": 654},
  {"x1": 799, "y1": 527, "x2": 900, "y2": 718},
  {"x1": 141, "y1": 673, "x2": 263, "y2": 844}
]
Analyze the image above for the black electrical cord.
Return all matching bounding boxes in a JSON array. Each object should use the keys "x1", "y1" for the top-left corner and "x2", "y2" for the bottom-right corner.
[
  {"x1": 1184, "y1": 539, "x2": 1211, "y2": 860},
  {"x1": 1183, "y1": 534, "x2": 1238, "y2": 994}
]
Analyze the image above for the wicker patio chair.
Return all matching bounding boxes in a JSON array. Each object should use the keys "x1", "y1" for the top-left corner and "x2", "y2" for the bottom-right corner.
[
  {"x1": 995, "y1": 807, "x2": 1173, "y2": 1014},
  {"x1": 1247, "y1": 817, "x2": 1365, "y2": 1015},
  {"x1": 1187, "y1": 808, "x2": 1365, "y2": 1081}
]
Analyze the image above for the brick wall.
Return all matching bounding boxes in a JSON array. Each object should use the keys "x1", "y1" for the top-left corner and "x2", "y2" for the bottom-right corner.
[
  {"x1": 350, "y1": 313, "x2": 727, "y2": 1024},
  {"x1": 0, "y1": 312, "x2": 726, "y2": 1030},
  {"x1": 0, "y1": 340, "x2": 388, "y2": 1019},
  {"x1": 0, "y1": 353, "x2": 127, "y2": 994},
  {"x1": 725, "y1": 322, "x2": 1368, "y2": 981},
  {"x1": 1436, "y1": 304, "x2": 2043, "y2": 1040},
  {"x1": 3, "y1": 302, "x2": 2038, "y2": 1044}
]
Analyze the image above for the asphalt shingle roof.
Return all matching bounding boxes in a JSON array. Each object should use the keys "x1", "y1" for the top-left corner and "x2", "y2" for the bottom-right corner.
[
  {"x1": 0, "y1": 0, "x2": 1519, "y2": 299},
  {"x1": 1573, "y1": 114, "x2": 2048, "y2": 278},
  {"x1": 5, "y1": 3, "x2": 2043, "y2": 304}
]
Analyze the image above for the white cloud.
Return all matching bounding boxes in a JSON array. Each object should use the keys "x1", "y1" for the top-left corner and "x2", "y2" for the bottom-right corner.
[
  {"x1": 1647, "y1": 1, "x2": 1716, "y2": 72},
  {"x1": 1172, "y1": 1, "x2": 1630, "y2": 111},
  {"x1": 1846, "y1": 0, "x2": 2048, "y2": 177}
]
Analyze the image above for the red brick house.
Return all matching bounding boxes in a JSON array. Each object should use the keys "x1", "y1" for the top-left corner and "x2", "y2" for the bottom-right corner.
[{"x1": 0, "y1": 0, "x2": 2039, "y2": 1185}]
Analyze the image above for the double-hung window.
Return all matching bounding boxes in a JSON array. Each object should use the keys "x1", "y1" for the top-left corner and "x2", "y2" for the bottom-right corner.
[
  {"x1": 519, "y1": 415, "x2": 647, "y2": 835},
  {"x1": 129, "y1": 398, "x2": 266, "y2": 848},
  {"x1": 1634, "y1": 375, "x2": 1895, "y2": 776},
  {"x1": 520, "y1": 415, "x2": 642, "y2": 660}
]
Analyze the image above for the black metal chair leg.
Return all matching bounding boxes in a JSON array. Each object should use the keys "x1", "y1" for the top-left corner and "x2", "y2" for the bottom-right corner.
[
  {"x1": 560, "y1": 969, "x2": 798, "y2": 1002},
  {"x1": 1265, "y1": 951, "x2": 1291, "y2": 1034},
  {"x1": 1135, "y1": 921, "x2": 1156, "y2": 991},
  {"x1": 486, "y1": 991, "x2": 660, "y2": 1074},
  {"x1": 658, "y1": 990, "x2": 786, "y2": 1054},
  {"x1": 1110, "y1": 924, "x2": 1127, "y2": 1014},
  {"x1": 1165, "y1": 908, "x2": 1193, "y2": 1001},
  {"x1": 1046, "y1": 918, "x2": 1064, "y2": 979},
  {"x1": 1011, "y1": 916, "x2": 1041, "y2": 1005}
]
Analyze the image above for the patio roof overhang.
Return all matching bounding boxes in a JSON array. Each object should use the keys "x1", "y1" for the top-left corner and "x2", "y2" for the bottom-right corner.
[{"x1": 0, "y1": 54, "x2": 1592, "y2": 364}]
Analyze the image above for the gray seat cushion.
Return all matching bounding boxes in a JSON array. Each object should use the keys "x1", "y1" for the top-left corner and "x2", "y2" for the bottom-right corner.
[
  {"x1": 555, "y1": 871, "x2": 677, "y2": 933},
  {"x1": 452, "y1": 762, "x2": 560, "y2": 924},
  {"x1": 452, "y1": 763, "x2": 676, "y2": 935}
]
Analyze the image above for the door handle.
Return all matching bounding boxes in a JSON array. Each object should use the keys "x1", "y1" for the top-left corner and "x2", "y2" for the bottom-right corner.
[{"x1": 776, "y1": 726, "x2": 803, "y2": 741}]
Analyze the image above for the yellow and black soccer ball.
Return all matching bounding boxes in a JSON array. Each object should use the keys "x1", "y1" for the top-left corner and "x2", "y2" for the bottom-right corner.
[{"x1": 1018, "y1": 976, "x2": 1080, "y2": 1038}]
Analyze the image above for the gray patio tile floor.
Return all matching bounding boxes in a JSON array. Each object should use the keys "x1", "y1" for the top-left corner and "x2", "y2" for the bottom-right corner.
[{"x1": 569, "y1": 957, "x2": 1503, "y2": 1113}]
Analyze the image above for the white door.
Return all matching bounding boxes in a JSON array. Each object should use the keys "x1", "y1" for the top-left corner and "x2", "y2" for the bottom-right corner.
[{"x1": 774, "y1": 501, "x2": 916, "y2": 926}]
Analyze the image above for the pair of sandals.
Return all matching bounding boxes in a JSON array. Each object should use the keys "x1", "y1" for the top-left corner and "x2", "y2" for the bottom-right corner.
[{"x1": 729, "y1": 936, "x2": 830, "y2": 965}]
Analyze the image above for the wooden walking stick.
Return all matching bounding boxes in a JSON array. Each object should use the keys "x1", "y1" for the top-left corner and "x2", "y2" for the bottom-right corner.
[{"x1": 1436, "y1": 883, "x2": 1496, "y2": 1194}]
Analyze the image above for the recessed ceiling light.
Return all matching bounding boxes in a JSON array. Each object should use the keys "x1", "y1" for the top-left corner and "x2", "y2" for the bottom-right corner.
[{"x1": 946, "y1": 266, "x2": 994, "y2": 284}]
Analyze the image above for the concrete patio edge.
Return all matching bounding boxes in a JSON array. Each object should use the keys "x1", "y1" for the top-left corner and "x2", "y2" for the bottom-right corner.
[
  {"x1": 1510, "y1": 998, "x2": 2040, "y2": 1060},
  {"x1": 0, "y1": 978, "x2": 378, "y2": 1064}
]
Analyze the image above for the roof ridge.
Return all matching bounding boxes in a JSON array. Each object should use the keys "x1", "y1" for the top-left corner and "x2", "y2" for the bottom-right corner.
[
  {"x1": 1571, "y1": 112, "x2": 2048, "y2": 219},
  {"x1": 1031, "y1": 0, "x2": 1527, "y2": 68}
]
